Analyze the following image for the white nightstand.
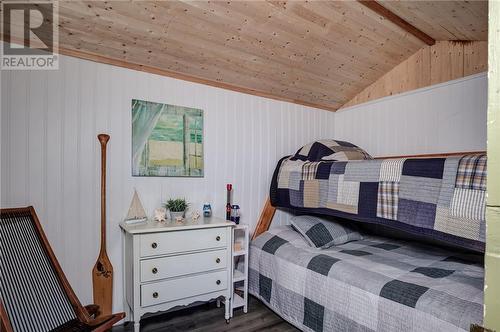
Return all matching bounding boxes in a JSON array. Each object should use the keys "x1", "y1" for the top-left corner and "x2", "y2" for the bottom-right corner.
[{"x1": 120, "y1": 217, "x2": 234, "y2": 332}]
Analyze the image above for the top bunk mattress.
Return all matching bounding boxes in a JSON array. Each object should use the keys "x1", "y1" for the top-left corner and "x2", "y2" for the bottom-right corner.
[
  {"x1": 249, "y1": 226, "x2": 484, "y2": 332},
  {"x1": 270, "y1": 148, "x2": 487, "y2": 252}
]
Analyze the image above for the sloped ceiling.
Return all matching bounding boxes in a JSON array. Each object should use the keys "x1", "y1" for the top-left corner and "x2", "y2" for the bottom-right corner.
[
  {"x1": 380, "y1": 1, "x2": 488, "y2": 41},
  {"x1": 8, "y1": 1, "x2": 488, "y2": 111}
]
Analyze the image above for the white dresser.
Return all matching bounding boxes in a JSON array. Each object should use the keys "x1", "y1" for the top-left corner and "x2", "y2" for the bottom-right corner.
[{"x1": 120, "y1": 217, "x2": 234, "y2": 331}]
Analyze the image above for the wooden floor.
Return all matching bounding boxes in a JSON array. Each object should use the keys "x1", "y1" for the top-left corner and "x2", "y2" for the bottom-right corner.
[{"x1": 112, "y1": 296, "x2": 299, "y2": 332}]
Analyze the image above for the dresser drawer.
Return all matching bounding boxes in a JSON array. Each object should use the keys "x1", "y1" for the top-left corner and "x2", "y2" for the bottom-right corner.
[
  {"x1": 141, "y1": 270, "x2": 227, "y2": 307},
  {"x1": 140, "y1": 227, "x2": 228, "y2": 257},
  {"x1": 141, "y1": 249, "x2": 227, "y2": 282}
]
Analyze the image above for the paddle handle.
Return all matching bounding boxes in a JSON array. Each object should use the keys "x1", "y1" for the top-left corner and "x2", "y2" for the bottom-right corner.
[{"x1": 98, "y1": 134, "x2": 110, "y2": 252}]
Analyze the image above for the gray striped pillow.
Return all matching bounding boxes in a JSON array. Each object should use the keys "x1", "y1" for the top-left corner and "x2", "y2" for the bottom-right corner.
[{"x1": 291, "y1": 215, "x2": 363, "y2": 249}]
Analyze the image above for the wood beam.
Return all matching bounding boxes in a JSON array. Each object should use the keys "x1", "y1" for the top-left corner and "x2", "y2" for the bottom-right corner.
[{"x1": 358, "y1": 1, "x2": 436, "y2": 46}]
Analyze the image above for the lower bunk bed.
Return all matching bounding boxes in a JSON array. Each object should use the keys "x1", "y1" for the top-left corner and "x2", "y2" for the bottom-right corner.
[{"x1": 249, "y1": 225, "x2": 483, "y2": 332}]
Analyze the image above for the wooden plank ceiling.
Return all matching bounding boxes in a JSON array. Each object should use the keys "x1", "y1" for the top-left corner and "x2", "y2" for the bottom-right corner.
[
  {"x1": 28, "y1": 1, "x2": 488, "y2": 111},
  {"x1": 380, "y1": 1, "x2": 488, "y2": 41}
]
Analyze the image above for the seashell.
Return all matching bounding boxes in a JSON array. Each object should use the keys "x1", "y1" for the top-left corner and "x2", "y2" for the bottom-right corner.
[{"x1": 153, "y1": 207, "x2": 167, "y2": 222}]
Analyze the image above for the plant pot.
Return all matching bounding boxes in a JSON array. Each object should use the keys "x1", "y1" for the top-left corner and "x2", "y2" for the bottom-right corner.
[{"x1": 170, "y1": 211, "x2": 185, "y2": 221}]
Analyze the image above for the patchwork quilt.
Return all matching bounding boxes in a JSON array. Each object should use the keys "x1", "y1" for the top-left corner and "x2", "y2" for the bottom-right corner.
[
  {"x1": 249, "y1": 226, "x2": 484, "y2": 332},
  {"x1": 271, "y1": 152, "x2": 487, "y2": 252}
]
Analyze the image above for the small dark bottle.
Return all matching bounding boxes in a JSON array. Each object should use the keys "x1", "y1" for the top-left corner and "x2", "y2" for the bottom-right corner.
[
  {"x1": 226, "y1": 183, "x2": 233, "y2": 221},
  {"x1": 226, "y1": 203, "x2": 232, "y2": 221}
]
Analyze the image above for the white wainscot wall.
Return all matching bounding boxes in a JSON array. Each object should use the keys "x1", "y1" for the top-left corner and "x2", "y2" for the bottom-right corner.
[
  {"x1": 0, "y1": 54, "x2": 335, "y2": 313},
  {"x1": 335, "y1": 73, "x2": 487, "y2": 157}
]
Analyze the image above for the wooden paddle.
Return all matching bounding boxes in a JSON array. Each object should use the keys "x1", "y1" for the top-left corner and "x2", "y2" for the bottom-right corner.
[{"x1": 92, "y1": 134, "x2": 113, "y2": 317}]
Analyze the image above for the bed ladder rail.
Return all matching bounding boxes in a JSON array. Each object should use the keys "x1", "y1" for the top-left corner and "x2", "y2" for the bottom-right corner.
[{"x1": 252, "y1": 198, "x2": 276, "y2": 240}]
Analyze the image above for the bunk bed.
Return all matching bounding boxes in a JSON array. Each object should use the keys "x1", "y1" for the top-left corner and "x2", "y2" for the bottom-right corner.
[{"x1": 249, "y1": 140, "x2": 486, "y2": 332}]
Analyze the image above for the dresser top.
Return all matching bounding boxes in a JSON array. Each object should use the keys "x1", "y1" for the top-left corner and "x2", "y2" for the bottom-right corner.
[{"x1": 119, "y1": 216, "x2": 235, "y2": 234}]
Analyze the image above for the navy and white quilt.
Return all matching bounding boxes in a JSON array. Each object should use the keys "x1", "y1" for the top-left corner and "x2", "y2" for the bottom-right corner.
[
  {"x1": 249, "y1": 226, "x2": 484, "y2": 332},
  {"x1": 271, "y1": 145, "x2": 487, "y2": 252}
]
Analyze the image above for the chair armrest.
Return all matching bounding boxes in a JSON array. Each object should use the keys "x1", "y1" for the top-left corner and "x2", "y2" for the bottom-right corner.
[
  {"x1": 90, "y1": 312, "x2": 125, "y2": 332},
  {"x1": 84, "y1": 304, "x2": 100, "y2": 318}
]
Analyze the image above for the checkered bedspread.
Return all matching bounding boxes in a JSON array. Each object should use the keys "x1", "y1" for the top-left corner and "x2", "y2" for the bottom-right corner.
[
  {"x1": 271, "y1": 154, "x2": 487, "y2": 251},
  {"x1": 249, "y1": 226, "x2": 484, "y2": 332}
]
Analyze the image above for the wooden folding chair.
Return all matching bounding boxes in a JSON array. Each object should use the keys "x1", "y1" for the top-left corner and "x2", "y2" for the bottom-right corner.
[{"x1": 0, "y1": 207, "x2": 124, "y2": 332}]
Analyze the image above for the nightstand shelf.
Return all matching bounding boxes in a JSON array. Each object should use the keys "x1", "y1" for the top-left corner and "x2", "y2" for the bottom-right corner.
[
  {"x1": 232, "y1": 292, "x2": 245, "y2": 309},
  {"x1": 233, "y1": 269, "x2": 245, "y2": 282},
  {"x1": 230, "y1": 224, "x2": 249, "y2": 315},
  {"x1": 233, "y1": 250, "x2": 245, "y2": 257}
]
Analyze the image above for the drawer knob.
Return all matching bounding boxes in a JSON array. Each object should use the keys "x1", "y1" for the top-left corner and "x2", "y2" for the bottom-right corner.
[
  {"x1": 153, "y1": 292, "x2": 159, "y2": 298},
  {"x1": 152, "y1": 267, "x2": 158, "y2": 274},
  {"x1": 216, "y1": 236, "x2": 221, "y2": 241},
  {"x1": 216, "y1": 258, "x2": 221, "y2": 264},
  {"x1": 216, "y1": 280, "x2": 221, "y2": 285},
  {"x1": 151, "y1": 242, "x2": 158, "y2": 249}
]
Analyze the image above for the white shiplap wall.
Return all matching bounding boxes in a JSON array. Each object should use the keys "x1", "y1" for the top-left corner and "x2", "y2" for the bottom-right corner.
[
  {"x1": 335, "y1": 73, "x2": 487, "y2": 157},
  {"x1": 0, "y1": 54, "x2": 335, "y2": 313}
]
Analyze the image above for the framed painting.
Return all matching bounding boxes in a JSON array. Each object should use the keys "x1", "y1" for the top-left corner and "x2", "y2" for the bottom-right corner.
[{"x1": 132, "y1": 99, "x2": 203, "y2": 177}]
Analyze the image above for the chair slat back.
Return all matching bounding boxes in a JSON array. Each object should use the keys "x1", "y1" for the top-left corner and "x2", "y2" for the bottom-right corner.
[{"x1": 0, "y1": 209, "x2": 77, "y2": 332}]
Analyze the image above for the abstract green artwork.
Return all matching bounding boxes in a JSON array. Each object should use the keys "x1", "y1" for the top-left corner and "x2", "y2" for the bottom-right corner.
[{"x1": 132, "y1": 99, "x2": 203, "y2": 177}]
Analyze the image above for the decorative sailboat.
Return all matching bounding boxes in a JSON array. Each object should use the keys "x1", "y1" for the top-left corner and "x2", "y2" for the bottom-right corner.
[{"x1": 124, "y1": 189, "x2": 148, "y2": 224}]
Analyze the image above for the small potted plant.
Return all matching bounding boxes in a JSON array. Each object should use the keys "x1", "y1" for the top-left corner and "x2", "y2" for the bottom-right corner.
[{"x1": 165, "y1": 198, "x2": 189, "y2": 221}]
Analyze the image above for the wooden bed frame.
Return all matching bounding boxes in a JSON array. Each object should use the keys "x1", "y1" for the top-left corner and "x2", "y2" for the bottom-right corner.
[{"x1": 251, "y1": 151, "x2": 486, "y2": 240}]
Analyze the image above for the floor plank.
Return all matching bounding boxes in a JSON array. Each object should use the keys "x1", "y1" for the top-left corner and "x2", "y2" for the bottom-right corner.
[{"x1": 112, "y1": 296, "x2": 299, "y2": 332}]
